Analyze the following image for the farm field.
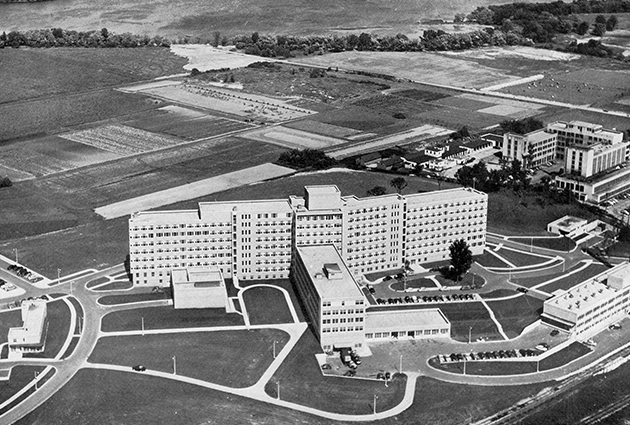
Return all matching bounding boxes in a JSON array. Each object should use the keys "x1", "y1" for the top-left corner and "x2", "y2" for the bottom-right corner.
[
  {"x1": 241, "y1": 126, "x2": 345, "y2": 150},
  {"x1": 283, "y1": 119, "x2": 364, "y2": 139},
  {"x1": 131, "y1": 81, "x2": 315, "y2": 122},
  {"x1": 0, "y1": 48, "x2": 187, "y2": 106},
  {"x1": 293, "y1": 51, "x2": 522, "y2": 89}
]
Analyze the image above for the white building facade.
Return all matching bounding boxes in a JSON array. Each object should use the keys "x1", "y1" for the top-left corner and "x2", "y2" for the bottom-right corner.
[{"x1": 129, "y1": 186, "x2": 487, "y2": 286}]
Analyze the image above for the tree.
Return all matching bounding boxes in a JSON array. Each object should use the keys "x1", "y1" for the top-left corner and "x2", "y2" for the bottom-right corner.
[
  {"x1": 591, "y1": 23, "x2": 607, "y2": 36},
  {"x1": 576, "y1": 21, "x2": 590, "y2": 35},
  {"x1": 367, "y1": 186, "x2": 387, "y2": 196},
  {"x1": 390, "y1": 177, "x2": 408, "y2": 194},
  {"x1": 606, "y1": 15, "x2": 618, "y2": 31},
  {"x1": 212, "y1": 31, "x2": 221, "y2": 47},
  {"x1": 454, "y1": 13, "x2": 466, "y2": 23},
  {"x1": 0, "y1": 176, "x2": 12, "y2": 188},
  {"x1": 449, "y1": 239, "x2": 473, "y2": 282}
]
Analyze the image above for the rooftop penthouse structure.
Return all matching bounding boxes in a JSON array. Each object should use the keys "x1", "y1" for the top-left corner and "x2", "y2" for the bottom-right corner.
[
  {"x1": 542, "y1": 263, "x2": 630, "y2": 339},
  {"x1": 129, "y1": 185, "x2": 487, "y2": 286}
]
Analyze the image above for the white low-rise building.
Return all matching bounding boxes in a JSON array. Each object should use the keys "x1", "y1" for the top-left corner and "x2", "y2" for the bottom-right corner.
[
  {"x1": 8, "y1": 299, "x2": 47, "y2": 354},
  {"x1": 171, "y1": 267, "x2": 227, "y2": 309},
  {"x1": 542, "y1": 263, "x2": 630, "y2": 339}
]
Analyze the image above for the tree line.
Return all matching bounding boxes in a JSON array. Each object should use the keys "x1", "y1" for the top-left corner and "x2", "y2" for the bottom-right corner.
[{"x1": 0, "y1": 28, "x2": 171, "y2": 49}]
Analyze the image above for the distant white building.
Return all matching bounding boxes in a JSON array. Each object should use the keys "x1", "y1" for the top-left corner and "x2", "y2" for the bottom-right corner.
[
  {"x1": 129, "y1": 185, "x2": 488, "y2": 286},
  {"x1": 8, "y1": 300, "x2": 47, "y2": 354},
  {"x1": 547, "y1": 120, "x2": 625, "y2": 161},
  {"x1": 171, "y1": 267, "x2": 228, "y2": 309},
  {"x1": 542, "y1": 263, "x2": 630, "y2": 339},
  {"x1": 502, "y1": 129, "x2": 557, "y2": 167}
]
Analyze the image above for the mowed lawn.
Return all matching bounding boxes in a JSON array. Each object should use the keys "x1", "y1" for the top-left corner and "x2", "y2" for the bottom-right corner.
[
  {"x1": 494, "y1": 248, "x2": 552, "y2": 268},
  {"x1": 264, "y1": 329, "x2": 407, "y2": 415},
  {"x1": 537, "y1": 263, "x2": 609, "y2": 293},
  {"x1": 89, "y1": 329, "x2": 289, "y2": 387},
  {"x1": 507, "y1": 236, "x2": 575, "y2": 252},
  {"x1": 100, "y1": 306, "x2": 244, "y2": 332},
  {"x1": 242, "y1": 286, "x2": 295, "y2": 325},
  {"x1": 485, "y1": 295, "x2": 544, "y2": 338},
  {"x1": 0, "y1": 309, "x2": 24, "y2": 345},
  {"x1": 0, "y1": 366, "x2": 45, "y2": 406}
]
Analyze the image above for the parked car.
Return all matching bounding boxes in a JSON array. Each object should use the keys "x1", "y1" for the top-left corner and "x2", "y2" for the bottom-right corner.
[
  {"x1": 516, "y1": 287, "x2": 529, "y2": 293},
  {"x1": 321, "y1": 363, "x2": 332, "y2": 370},
  {"x1": 550, "y1": 329, "x2": 560, "y2": 337},
  {"x1": 132, "y1": 365, "x2": 147, "y2": 372},
  {"x1": 609, "y1": 323, "x2": 622, "y2": 330}
]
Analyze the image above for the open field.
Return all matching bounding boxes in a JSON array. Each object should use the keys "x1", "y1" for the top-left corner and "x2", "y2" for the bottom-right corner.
[
  {"x1": 0, "y1": 309, "x2": 24, "y2": 345},
  {"x1": 89, "y1": 329, "x2": 289, "y2": 387},
  {"x1": 0, "y1": 366, "x2": 46, "y2": 407},
  {"x1": 95, "y1": 163, "x2": 294, "y2": 219},
  {"x1": 0, "y1": 48, "x2": 187, "y2": 106},
  {"x1": 283, "y1": 119, "x2": 363, "y2": 139},
  {"x1": 294, "y1": 51, "x2": 521, "y2": 89},
  {"x1": 507, "y1": 236, "x2": 575, "y2": 252},
  {"x1": 493, "y1": 247, "x2": 553, "y2": 268},
  {"x1": 441, "y1": 46, "x2": 581, "y2": 62},
  {"x1": 542, "y1": 108, "x2": 630, "y2": 132},
  {"x1": 537, "y1": 263, "x2": 610, "y2": 293},
  {"x1": 98, "y1": 291, "x2": 170, "y2": 306},
  {"x1": 476, "y1": 251, "x2": 512, "y2": 269},
  {"x1": 101, "y1": 306, "x2": 244, "y2": 332},
  {"x1": 242, "y1": 286, "x2": 294, "y2": 325}
]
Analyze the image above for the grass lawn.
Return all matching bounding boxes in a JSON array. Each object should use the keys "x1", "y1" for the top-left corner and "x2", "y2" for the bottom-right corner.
[
  {"x1": 92, "y1": 280, "x2": 134, "y2": 291},
  {"x1": 97, "y1": 289, "x2": 171, "y2": 306},
  {"x1": 390, "y1": 277, "x2": 437, "y2": 290},
  {"x1": 239, "y1": 279, "x2": 308, "y2": 323},
  {"x1": 487, "y1": 189, "x2": 598, "y2": 235},
  {"x1": 264, "y1": 328, "x2": 407, "y2": 415},
  {"x1": 0, "y1": 366, "x2": 45, "y2": 406},
  {"x1": 13, "y1": 370, "x2": 553, "y2": 425},
  {"x1": 89, "y1": 329, "x2": 289, "y2": 388},
  {"x1": 61, "y1": 336, "x2": 80, "y2": 360},
  {"x1": 481, "y1": 289, "x2": 518, "y2": 299},
  {"x1": 25, "y1": 299, "x2": 71, "y2": 359},
  {"x1": 435, "y1": 273, "x2": 485, "y2": 288},
  {"x1": 508, "y1": 236, "x2": 575, "y2": 252},
  {"x1": 494, "y1": 248, "x2": 551, "y2": 268},
  {"x1": 0, "y1": 309, "x2": 24, "y2": 344},
  {"x1": 476, "y1": 251, "x2": 511, "y2": 268},
  {"x1": 66, "y1": 296, "x2": 84, "y2": 334},
  {"x1": 538, "y1": 263, "x2": 609, "y2": 293},
  {"x1": 485, "y1": 295, "x2": 544, "y2": 338},
  {"x1": 85, "y1": 277, "x2": 109, "y2": 288},
  {"x1": 100, "y1": 306, "x2": 244, "y2": 332},
  {"x1": 242, "y1": 286, "x2": 294, "y2": 325}
]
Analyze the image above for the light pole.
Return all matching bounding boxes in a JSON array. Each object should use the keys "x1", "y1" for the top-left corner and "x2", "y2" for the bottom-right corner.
[
  {"x1": 530, "y1": 237, "x2": 533, "y2": 253},
  {"x1": 469, "y1": 326, "x2": 473, "y2": 344},
  {"x1": 172, "y1": 356, "x2": 177, "y2": 375},
  {"x1": 57, "y1": 268, "x2": 61, "y2": 285},
  {"x1": 70, "y1": 280, "x2": 73, "y2": 296},
  {"x1": 277, "y1": 381, "x2": 280, "y2": 400},
  {"x1": 141, "y1": 317, "x2": 145, "y2": 336},
  {"x1": 13, "y1": 248, "x2": 18, "y2": 264},
  {"x1": 273, "y1": 340, "x2": 276, "y2": 359},
  {"x1": 463, "y1": 355, "x2": 467, "y2": 375},
  {"x1": 373, "y1": 394, "x2": 378, "y2": 415},
  {"x1": 399, "y1": 354, "x2": 403, "y2": 374}
]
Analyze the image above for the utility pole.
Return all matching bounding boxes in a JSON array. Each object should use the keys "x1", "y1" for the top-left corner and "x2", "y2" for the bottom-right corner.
[
  {"x1": 172, "y1": 356, "x2": 177, "y2": 375},
  {"x1": 373, "y1": 394, "x2": 378, "y2": 415},
  {"x1": 141, "y1": 317, "x2": 145, "y2": 336},
  {"x1": 277, "y1": 381, "x2": 280, "y2": 400},
  {"x1": 13, "y1": 248, "x2": 18, "y2": 264},
  {"x1": 469, "y1": 326, "x2": 473, "y2": 344},
  {"x1": 57, "y1": 268, "x2": 61, "y2": 285},
  {"x1": 399, "y1": 354, "x2": 403, "y2": 374},
  {"x1": 273, "y1": 340, "x2": 276, "y2": 359}
]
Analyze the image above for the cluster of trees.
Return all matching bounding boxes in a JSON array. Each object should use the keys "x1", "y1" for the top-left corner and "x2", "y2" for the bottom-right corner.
[
  {"x1": 499, "y1": 118, "x2": 544, "y2": 135},
  {"x1": 277, "y1": 149, "x2": 337, "y2": 170},
  {"x1": 566, "y1": 38, "x2": 616, "y2": 57},
  {"x1": 0, "y1": 177, "x2": 12, "y2": 188},
  {"x1": 455, "y1": 159, "x2": 530, "y2": 193},
  {"x1": 0, "y1": 28, "x2": 171, "y2": 49},
  {"x1": 466, "y1": 1, "x2": 625, "y2": 43},
  {"x1": 232, "y1": 28, "x2": 534, "y2": 58}
]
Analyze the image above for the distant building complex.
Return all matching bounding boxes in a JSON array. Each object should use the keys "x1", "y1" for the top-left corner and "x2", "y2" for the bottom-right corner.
[
  {"x1": 129, "y1": 185, "x2": 487, "y2": 287},
  {"x1": 502, "y1": 120, "x2": 628, "y2": 203}
]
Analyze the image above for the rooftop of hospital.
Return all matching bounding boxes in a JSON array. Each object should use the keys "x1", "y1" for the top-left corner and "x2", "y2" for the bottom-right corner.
[{"x1": 296, "y1": 245, "x2": 365, "y2": 300}]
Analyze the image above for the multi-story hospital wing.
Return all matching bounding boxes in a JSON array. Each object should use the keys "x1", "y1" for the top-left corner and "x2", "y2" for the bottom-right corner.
[{"x1": 129, "y1": 185, "x2": 488, "y2": 287}]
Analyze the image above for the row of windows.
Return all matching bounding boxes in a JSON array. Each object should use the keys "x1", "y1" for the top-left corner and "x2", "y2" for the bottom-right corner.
[
  {"x1": 322, "y1": 326, "x2": 364, "y2": 333},
  {"x1": 322, "y1": 317, "x2": 364, "y2": 324},
  {"x1": 366, "y1": 328, "x2": 448, "y2": 338}
]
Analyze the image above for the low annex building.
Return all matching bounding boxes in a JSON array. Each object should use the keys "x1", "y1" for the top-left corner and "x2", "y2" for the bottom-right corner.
[
  {"x1": 542, "y1": 262, "x2": 630, "y2": 338},
  {"x1": 292, "y1": 244, "x2": 451, "y2": 352},
  {"x1": 8, "y1": 299, "x2": 47, "y2": 354},
  {"x1": 171, "y1": 266, "x2": 227, "y2": 309},
  {"x1": 129, "y1": 185, "x2": 487, "y2": 287}
]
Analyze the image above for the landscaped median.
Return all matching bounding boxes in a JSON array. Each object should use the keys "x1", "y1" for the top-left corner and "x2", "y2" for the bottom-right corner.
[
  {"x1": 89, "y1": 329, "x2": 289, "y2": 388},
  {"x1": 429, "y1": 342, "x2": 591, "y2": 376}
]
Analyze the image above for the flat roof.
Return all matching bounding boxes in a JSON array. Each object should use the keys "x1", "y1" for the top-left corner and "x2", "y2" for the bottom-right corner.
[
  {"x1": 548, "y1": 215, "x2": 588, "y2": 230},
  {"x1": 405, "y1": 187, "x2": 487, "y2": 205},
  {"x1": 9, "y1": 300, "x2": 46, "y2": 346},
  {"x1": 366, "y1": 308, "x2": 449, "y2": 331},
  {"x1": 546, "y1": 263, "x2": 630, "y2": 313},
  {"x1": 296, "y1": 245, "x2": 365, "y2": 300},
  {"x1": 172, "y1": 267, "x2": 224, "y2": 286}
]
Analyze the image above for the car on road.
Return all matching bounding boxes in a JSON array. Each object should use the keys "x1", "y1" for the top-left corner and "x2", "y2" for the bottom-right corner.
[
  {"x1": 609, "y1": 323, "x2": 622, "y2": 330},
  {"x1": 516, "y1": 287, "x2": 529, "y2": 293},
  {"x1": 132, "y1": 365, "x2": 147, "y2": 372}
]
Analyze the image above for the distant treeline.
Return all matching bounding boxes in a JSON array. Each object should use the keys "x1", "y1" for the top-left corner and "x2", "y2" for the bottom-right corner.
[
  {"x1": 466, "y1": 0, "x2": 626, "y2": 43},
  {"x1": 0, "y1": 28, "x2": 171, "y2": 49},
  {"x1": 232, "y1": 28, "x2": 533, "y2": 58}
]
